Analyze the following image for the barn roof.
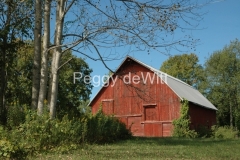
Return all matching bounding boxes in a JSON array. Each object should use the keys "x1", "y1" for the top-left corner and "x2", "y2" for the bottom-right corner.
[{"x1": 89, "y1": 56, "x2": 217, "y2": 111}]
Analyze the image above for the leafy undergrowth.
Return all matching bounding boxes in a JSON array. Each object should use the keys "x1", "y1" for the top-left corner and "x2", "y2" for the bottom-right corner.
[
  {"x1": 35, "y1": 137, "x2": 240, "y2": 160},
  {"x1": 0, "y1": 109, "x2": 131, "y2": 159}
]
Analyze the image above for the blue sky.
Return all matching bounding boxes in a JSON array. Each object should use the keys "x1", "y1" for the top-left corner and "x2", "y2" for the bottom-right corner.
[{"x1": 78, "y1": 0, "x2": 240, "y2": 99}]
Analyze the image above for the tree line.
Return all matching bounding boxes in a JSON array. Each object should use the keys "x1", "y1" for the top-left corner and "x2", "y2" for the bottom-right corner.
[{"x1": 160, "y1": 39, "x2": 240, "y2": 129}]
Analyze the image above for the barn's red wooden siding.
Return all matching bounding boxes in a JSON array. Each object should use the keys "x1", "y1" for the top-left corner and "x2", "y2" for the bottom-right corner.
[
  {"x1": 90, "y1": 58, "x2": 216, "y2": 137},
  {"x1": 189, "y1": 103, "x2": 216, "y2": 130}
]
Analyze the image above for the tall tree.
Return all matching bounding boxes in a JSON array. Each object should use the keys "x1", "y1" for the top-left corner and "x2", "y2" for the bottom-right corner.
[
  {"x1": 37, "y1": 0, "x2": 51, "y2": 115},
  {"x1": 49, "y1": 0, "x2": 69, "y2": 118},
  {"x1": 36, "y1": 0, "x2": 213, "y2": 118},
  {"x1": 0, "y1": 0, "x2": 33, "y2": 124},
  {"x1": 31, "y1": 0, "x2": 42, "y2": 109},
  {"x1": 204, "y1": 39, "x2": 240, "y2": 128},
  {"x1": 160, "y1": 53, "x2": 205, "y2": 88}
]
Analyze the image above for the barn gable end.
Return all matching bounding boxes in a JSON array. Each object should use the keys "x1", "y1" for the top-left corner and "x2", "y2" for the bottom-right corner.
[{"x1": 89, "y1": 56, "x2": 217, "y2": 137}]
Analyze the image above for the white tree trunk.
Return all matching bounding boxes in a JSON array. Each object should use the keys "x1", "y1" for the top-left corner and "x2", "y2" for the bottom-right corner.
[
  {"x1": 37, "y1": 0, "x2": 51, "y2": 115},
  {"x1": 31, "y1": 0, "x2": 42, "y2": 110},
  {"x1": 49, "y1": 0, "x2": 65, "y2": 119}
]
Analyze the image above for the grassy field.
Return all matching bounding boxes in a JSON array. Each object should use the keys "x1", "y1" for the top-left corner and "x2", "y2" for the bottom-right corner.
[{"x1": 35, "y1": 137, "x2": 240, "y2": 160}]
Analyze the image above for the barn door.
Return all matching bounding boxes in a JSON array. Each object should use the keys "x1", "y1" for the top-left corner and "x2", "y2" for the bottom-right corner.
[
  {"x1": 144, "y1": 105, "x2": 157, "y2": 121},
  {"x1": 102, "y1": 99, "x2": 114, "y2": 115},
  {"x1": 143, "y1": 105, "x2": 161, "y2": 136}
]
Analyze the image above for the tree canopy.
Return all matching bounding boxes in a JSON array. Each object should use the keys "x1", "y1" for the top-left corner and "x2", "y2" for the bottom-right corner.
[
  {"x1": 204, "y1": 39, "x2": 240, "y2": 128},
  {"x1": 160, "y1": 53, "x2": 205, "y2": 88},
  {"x1": 6, "y1": 41, "x2": 92, "y2": 118}
]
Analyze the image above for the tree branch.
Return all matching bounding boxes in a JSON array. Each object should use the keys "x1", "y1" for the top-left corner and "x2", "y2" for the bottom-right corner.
[
  {"x1": 58, "y1": 57, "x2": 73, "y2": 71},
  {"x1": 86, "y1": 38, "x2": 115, "y2": 73}
]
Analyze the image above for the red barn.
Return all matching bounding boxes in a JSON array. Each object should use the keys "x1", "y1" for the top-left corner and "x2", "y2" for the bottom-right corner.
[{"x1": 89, "y1": 56, "x2": 217, "y2": 137}]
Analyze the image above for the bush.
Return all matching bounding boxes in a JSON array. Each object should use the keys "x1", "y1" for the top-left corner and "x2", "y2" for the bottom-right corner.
[
  {"x1": 12, "y1": 110, "x2": 85, "y2": 154},
  {"x1": 84, "y1": 109, "x2": 132, "y2": 143},
  {"x1": 211, "y1": 125, "x2": 239, "y2": 139},
  {"x1": 6, "y1": 105, "x2": 25, "y2": 129},
  {"x1": 0, "y1": 139, "x2": 27, "y2": 159},
  {"x1": 172, "y1": 99, "x2": 197, "y2": 138},
  {"x1": 0, "y1": 126, "x2": 27, "y2": 159},
  {"x1": 196, "y1": 125, "x2": 212, "y2": 138},
  {"x1": 0, "y1": 108, "x2": 132, "y2": 159}
]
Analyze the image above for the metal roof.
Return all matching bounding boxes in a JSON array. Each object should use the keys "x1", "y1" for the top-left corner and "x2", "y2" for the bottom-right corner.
[{"x1": 90, "y1": 56, "x2": 217, "y2": 111}]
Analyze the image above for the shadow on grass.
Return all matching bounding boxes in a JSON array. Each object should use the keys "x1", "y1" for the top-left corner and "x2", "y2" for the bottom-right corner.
[{"x1": 120, "y1": 136, "x2": 237, "y2": 146}]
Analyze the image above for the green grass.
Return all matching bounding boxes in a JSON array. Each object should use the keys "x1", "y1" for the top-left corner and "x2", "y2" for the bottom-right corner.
[{"x1": 34, "y1": 137, "x2": 240, "y2": 160}]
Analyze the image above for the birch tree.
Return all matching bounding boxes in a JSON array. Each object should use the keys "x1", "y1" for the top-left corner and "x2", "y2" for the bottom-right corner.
[
  {"x1": 36, "y1": 0, "x2": 213, "y2": 118},
  {"x1": 49, "y1": 0, "x2": 73, "y2": 118},
  {"x1": 31, "y1": 0, "x2": 42, "y2": 109},
  {"x1": 37, "y1": 0, "x2": 51, "y2": 115}
]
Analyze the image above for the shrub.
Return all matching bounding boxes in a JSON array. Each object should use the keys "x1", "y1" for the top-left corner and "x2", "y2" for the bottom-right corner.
[
  {"x1": 13, "y1": 110, "x2": 83, "y2": 154},
  {"x1": 0, "y1": 108, "x2": 132, "y2": 158},
  {"x1": 84, "y1": 109, "x2": 132, "y2": 143},
  {"x1": 6, "y1": 105, "x2": 25, "y2": 129},
  {"x1": 0, "y1": 139, "x2": 27, "y2": 160},
  {"x1": 196, "y1": 125, "x2": 212, "y2": 138},
  {"x1": 172, "y1": 99, "x2": 197, "y2": 138},
  {"x1": 211, "y1": 125, "x2": 239, "y2": 139},
  {"x1": 0, "y1": 126, "x2": 27, "y2": 159}
]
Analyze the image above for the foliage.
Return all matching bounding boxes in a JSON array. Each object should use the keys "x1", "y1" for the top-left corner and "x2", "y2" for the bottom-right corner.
[
  {"x1": 57, "y1": 51, "x2": 93, "y2": 118},
  {"x1": 13, "y1": 110, "x2": 83, "y2": 154},
  {"x1": 6, "y1": 42, "x2": 33, "y2": 107},
  {"x1": 5, "y1": 42, "x2": 92, "y2": 118},
  {"x1": 197, "y1": 125, "x2": 239, "y2": 139},
  {"x1": 0, "y1": 0, "x2": 34, "y2": 125},
  {"x1": 196, "y1": 125, "x2": 213, "y2": 138},
  {"x1": 0, "y1": 139, "x2": 27, "y2": 160},
  {"x1": 0, "y1": 1, "x2": 34, "y2": 38},
  {"x1": 0, "y1": 108, "x2": 131, "y2": 159},
  {"x1": 6, "y1": 105, "x2": 25, "y2": 129},
  {"x1": 211, "y1": 125, "x2": 239, "y2": 139},
  {"x1": 0, "y1": 126, "x2": 27, "y2": 159},
  {"x1": 83, "y1": 108, "x2": 132, "y2": 143},
  {"x1": 172, "y1": 99, "x2": 197, "y2": 138},
  {"x1": 203, "y1": 39, "x2": 240, "y2": 128},
  {"x1": 77, "y1": 100, "x2": 92, "y2": 115},
  {"x1": 160, "y1": 53, "x2": 205, "y2": 88}
]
